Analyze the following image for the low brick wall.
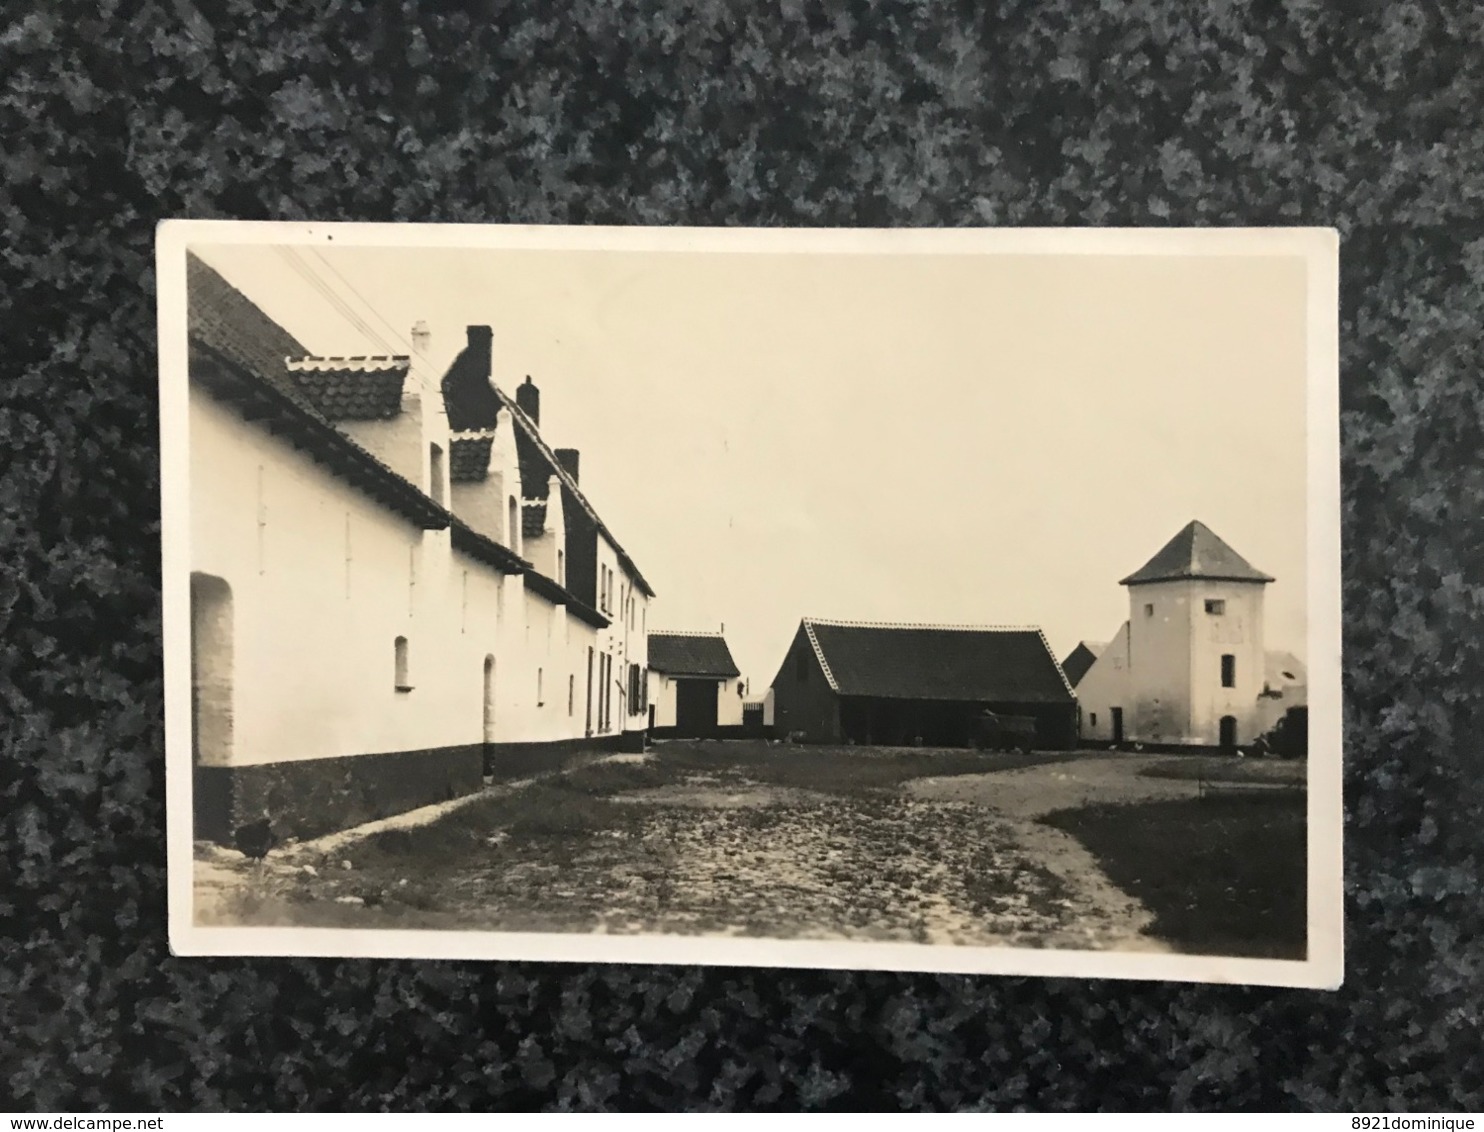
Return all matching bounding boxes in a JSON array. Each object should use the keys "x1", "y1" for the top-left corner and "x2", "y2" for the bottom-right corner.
[{"x1": 194, "y1": 744, "x2": 484, "y2": 846}]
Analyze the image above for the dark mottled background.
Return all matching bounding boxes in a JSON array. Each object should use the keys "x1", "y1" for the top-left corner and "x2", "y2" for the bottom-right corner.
[{"x1": 2, "y1": 0, "x2": 1482, "y2": 1112}]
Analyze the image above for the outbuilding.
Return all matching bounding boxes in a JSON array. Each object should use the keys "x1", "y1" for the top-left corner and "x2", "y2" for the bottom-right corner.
[
  {"x1": 769, "y1": 619, "x2": 1078, "y2": 750},
  {"x1": 645, "y1": 632, "x2": 745, "y2": 738}
]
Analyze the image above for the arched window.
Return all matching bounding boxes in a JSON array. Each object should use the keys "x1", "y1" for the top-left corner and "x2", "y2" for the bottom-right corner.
[
  {"x1": 537, "y1": 666, "x2": 544, "y2": 707},
  {"x1": 507, "y1": 496, "x2": 519, "y2": 550},
  {"x1": 557, "y1": 549, "x2": 565, "y2": 585},
  {"x1": 394, "y1": 636, "x2": 411, "y2": 691}
]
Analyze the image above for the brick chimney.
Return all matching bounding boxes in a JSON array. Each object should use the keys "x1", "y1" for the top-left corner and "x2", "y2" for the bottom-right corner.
[
  {"x1": 516, "y1": 375, "x2": 539, "y2": 426},
  {"x1": 555, "y1": 448, "x2": 580, "y2": 484},
  {"x1": 466, "y1": 326, "x2": 492, "y2": 369}
]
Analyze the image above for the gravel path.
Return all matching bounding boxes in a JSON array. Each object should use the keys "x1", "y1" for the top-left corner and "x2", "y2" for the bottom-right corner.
[{"x1": 904, "y1": 755, "x2": 1212, "y2": 953}]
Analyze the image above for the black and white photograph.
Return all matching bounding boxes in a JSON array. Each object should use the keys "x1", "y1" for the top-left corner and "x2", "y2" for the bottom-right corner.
[{"x1": 160, "y1": 223, "x2": 1340, "y2": 987}]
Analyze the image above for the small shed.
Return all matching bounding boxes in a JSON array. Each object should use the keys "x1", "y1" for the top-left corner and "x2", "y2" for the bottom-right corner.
[{"x1": 646, "y1": 632, "x2": 745, "y2": 738}]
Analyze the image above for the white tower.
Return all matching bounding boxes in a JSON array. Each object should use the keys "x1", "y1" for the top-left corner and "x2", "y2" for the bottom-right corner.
[{"x1": 1120, "y1": 521, "x2": 1274, "y2": 747}]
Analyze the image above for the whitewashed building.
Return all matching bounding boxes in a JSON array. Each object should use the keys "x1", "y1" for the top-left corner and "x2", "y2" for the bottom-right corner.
[
  {"x1": 644, "y1": 631, "x2": 745, "y2": 738},
  {"x1": 187, "y1": 254, "x2": 654, "y2": 843},
  {"x1": 1075, "y1": 520, "x2": 1302, "y2": 750}
]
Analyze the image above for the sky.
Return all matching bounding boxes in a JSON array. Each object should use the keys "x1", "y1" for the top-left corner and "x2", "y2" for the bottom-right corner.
[{"x1": 192, "y1": 240, "x2": 1311, "y2": 687}]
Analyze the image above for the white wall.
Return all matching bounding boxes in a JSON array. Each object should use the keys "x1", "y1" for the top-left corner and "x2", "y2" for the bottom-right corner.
[
  {"x1": 641, "y1": 670, "x2": 744, "y2": 729},
  {"x1": 192, "y1": 386, "x2": 624, "y2": 767},
  {"x1": 1184, "y1": 579, "x2": 1267, "y2": 745},
  {"x1": 1074, "y1": 621, "x2": 1131, "y2": 744}
]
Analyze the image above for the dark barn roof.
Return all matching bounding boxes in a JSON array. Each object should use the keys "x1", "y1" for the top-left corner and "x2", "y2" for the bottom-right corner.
[
  {"x1": 801, "y1": 619, "x2": 1074, "y2": 704},
  {"x1": 1120, "y1": 520, "x2": 1274, "y2": 586},
  {"x1": 649, "y1": 633, "x2": 741, "y2": 678}
]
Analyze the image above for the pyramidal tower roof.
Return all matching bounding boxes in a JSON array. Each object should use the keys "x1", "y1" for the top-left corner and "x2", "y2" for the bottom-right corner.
[{"x1": 1119, "y1": 521, "x2": 1275, "y2": 586}]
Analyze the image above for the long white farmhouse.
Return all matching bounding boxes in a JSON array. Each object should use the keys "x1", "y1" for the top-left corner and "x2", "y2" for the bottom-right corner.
[{"x1": 187, "y1": 254, "x2": 653, "y2": 843}]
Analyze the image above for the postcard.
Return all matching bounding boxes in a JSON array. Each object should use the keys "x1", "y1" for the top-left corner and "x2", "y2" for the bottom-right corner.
[{"x1": 159, "y1": 222, "x2": 1341, "y2": 987}]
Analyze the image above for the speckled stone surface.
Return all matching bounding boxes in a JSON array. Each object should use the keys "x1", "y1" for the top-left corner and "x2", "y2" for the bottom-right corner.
[{"x1": 3, "y1": 0, "x2": 1482, "y2": 1112}]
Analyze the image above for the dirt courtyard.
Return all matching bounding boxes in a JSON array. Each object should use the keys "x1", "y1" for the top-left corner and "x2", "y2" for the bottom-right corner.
[{"x1": 195, "y1": 741, "x2": 1306, "y2": 956}]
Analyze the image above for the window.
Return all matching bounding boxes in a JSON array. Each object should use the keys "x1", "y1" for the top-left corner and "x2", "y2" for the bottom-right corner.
[
  {"x1": 1090, "y1": 712, "x2": 1097, "y2": 728},
  {"x1": 537, "y1": 667, "x2": 544, "y2": 706},
  {"x1": 507, "y1": 496, "x2": 519, "y2": 549},
  {"x1": 394, "y1": 636, "x2": 411, "y2": 691},
  {"x1": 429, "y1": 443, "x2": 445, "y2": 506},
  {"x1": 557, "y1": 549, "x2": 565, "y2": 585},
  {"x1": 1221, "y1": 654, "x2": 1236, "y2": 688},
  {"x1": 1205, "y1": 599, "x2": 1226, "y2": 615},
  {"x1": 1144, "y1": 603, "x2": 1154, "y2": 617},
  {"x1": 568, "y1": 674, "x2": 575, "y2": 716}
]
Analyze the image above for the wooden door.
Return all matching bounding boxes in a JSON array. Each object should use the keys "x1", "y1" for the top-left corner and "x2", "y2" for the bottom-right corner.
[{"x1": 675, "y1": 679, "x2": 719, "y2": 737}]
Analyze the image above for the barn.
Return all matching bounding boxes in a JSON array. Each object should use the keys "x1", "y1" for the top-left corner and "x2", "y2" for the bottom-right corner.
[{"x1": 769, "y1": 619, "x2": 1078, "y2": 750}]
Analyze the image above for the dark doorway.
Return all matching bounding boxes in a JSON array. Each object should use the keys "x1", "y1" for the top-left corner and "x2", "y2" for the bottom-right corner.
[
  {"x1": 585, "y1": 647, "x2": 594, "y2": 737},
  {"x1": 1219, "y1": 715, "x2": 1238, "y2": 750},
  {"x1": 674, "y1": 679, "x2": 719, "y2": 737},
  {"x1": 1111, "y1": 706, "x2": 1124, "y2": 744}
]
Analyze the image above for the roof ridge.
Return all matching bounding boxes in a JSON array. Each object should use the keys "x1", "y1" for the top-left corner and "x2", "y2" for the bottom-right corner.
[
  {"x1": 490, "y1": 382, "x2": 655, "y2": 598},
  {"x1": 803, "y1": 616, "x2": 1045, "y2": 633},
  {"x1": 649, "y1": 629, "x2": 727, "y2": 637}
]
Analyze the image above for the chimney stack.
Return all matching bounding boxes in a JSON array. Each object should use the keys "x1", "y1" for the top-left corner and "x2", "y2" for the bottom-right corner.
[
  {"x1": 516, "y1": 375, "x2": 540, "y2": 427},
  {"x1": 555, "y1": 448, "x2": 580, "y2": 484},
  {"x1": 411, "y1": 320, "x2": 431, "y2": 357},
  {"x1": 466, "y1": 325, "x2": 492, "y2": 368}
]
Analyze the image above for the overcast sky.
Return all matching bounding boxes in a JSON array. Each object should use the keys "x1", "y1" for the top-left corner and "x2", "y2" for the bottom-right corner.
[{"x1": 193, "y1": 240, "x2": 1310, "y2": 686}]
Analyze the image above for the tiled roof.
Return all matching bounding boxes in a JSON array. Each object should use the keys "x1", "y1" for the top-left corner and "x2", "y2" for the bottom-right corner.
[
  {"x1": 648, "y1": 633, "x2": 741, "y2": 678},
  {"x1": 1120, "y1": 521, "x2": 1275, "y2": 586},
  {"x1": 187, "y1": 252, "x2": 306, "y2": 398},
  {"x1": 802, "y1": 619, "x2": 1074, "y2": 704},
  {"x1": 449, "y1": 436, "x2": 493, "y2": 483},
  {"x1": 285, "y1": 356, "x2": 408, "y2": 420},
  {"x1": 187, "y1": 256, "x2": 529, "y2": 579},
  {"x1": 522, "y1": 499, "x2": 548, "y2": 538},
  {"x1": 1061, "y1": 641, "x2": 1105, "y2": 688}
]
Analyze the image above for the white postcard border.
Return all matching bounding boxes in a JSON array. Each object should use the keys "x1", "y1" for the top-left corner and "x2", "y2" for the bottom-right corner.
[{"x1": 158, "y1": 221, "x2": 1343, "y2": 989}]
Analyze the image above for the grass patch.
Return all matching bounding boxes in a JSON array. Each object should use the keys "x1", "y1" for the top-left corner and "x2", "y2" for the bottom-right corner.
[
  {"x1": 1138, "y1": 757, "x2": 1306, "y2": 787},
  {"x1": 647, "y1": 740, "x2": 1082, "y2": 797},
  {"x1": 1042, "y1": 793, "x2": 1307, "y2": 958}
]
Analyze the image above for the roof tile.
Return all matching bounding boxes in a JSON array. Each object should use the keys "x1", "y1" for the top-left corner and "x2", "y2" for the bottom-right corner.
[
  {"x1": 649, "y1": 633, "x2": 741, "y2": 678},
  {"x1": 1120, "y1": 521, "x2": 1274, "y2": 586}
]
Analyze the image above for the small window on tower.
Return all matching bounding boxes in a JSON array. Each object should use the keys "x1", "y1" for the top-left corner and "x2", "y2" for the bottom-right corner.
[
  {"x1": 1144, "y1": 603, "x2": 1154, "y2": 617},
  {"x1": 1205, "y1": 599, "x2": 1226, "y2": 615},
  {"x1": 1090, "y1": 712, "x2": 1097, "y2": 728},
  {"x1": 1221, "y1": 654, "x2": 1236, "y2": 687}
]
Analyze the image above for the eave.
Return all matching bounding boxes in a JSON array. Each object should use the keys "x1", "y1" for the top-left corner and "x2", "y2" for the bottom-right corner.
[{"x1": 191, "y1": 343, "x2": 449, "y2": 533}]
